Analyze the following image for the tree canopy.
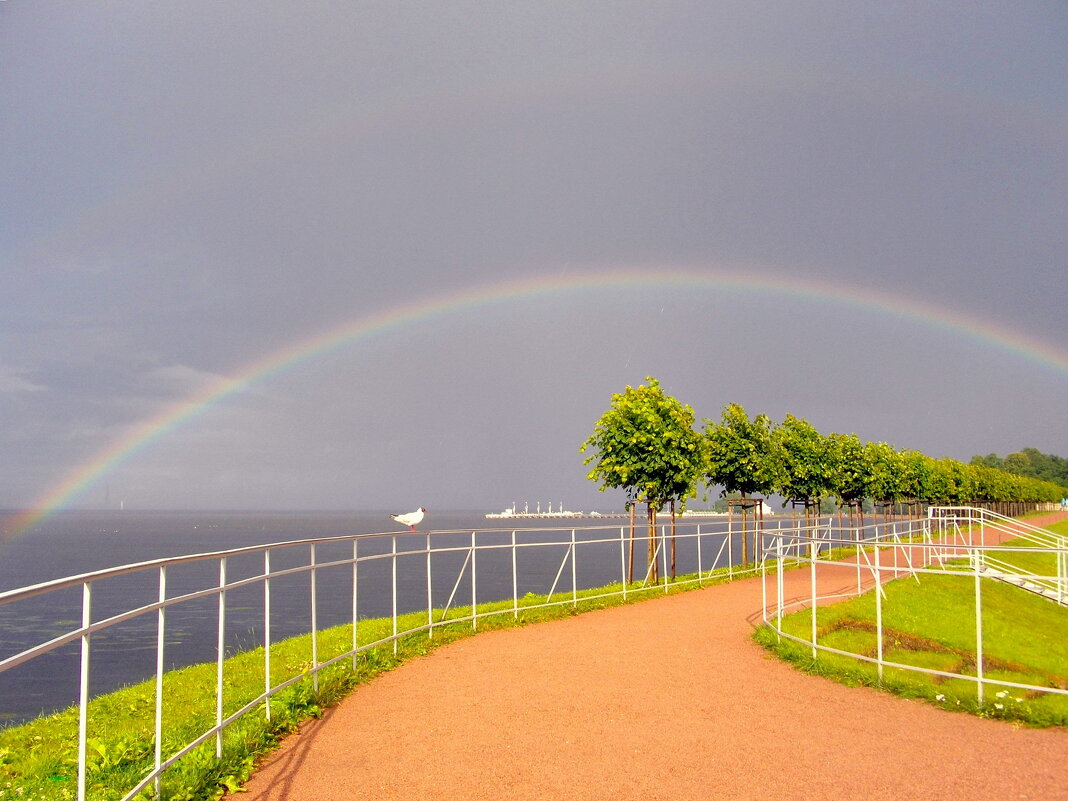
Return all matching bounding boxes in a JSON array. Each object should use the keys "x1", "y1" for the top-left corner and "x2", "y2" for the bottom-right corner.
[
  {"x1": 826, "y1": 432, "x2": 872, "y2": 504},
  {"x1": 703, "y1": 403, "x2": 778, "y2": 499},
  {"x1": 773, "y1": 414, "x2": 834, "y2": 505},
  {"x1": 971, "y1": 447, "x2": 1068, "y2": 486},
  {"x1": 580, "y1": 377, "x2": 704, "y2": 509},
  {"x1": 582, "y1": 386, "x2": 1067, "y2": 511}
]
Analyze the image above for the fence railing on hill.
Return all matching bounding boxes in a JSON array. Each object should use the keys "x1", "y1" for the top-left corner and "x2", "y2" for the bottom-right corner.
[{"x1": 760, "y1": 506, "x2": 1067, "y2": 711}]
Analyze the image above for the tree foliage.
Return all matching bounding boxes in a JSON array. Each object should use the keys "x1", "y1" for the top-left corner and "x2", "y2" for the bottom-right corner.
[
  {"x1": 772, "y1": 414, "x2": 833, "y2": 504},
  {"x1": 703, "y1": 403, "x2": 778, "y2": 498},
  {"x1": 863, "y1": 441, "x2": 906, "y2": 503},
  {"x1": 826, "y1": 432, "x2": 871, "y2": 504},
  {"x1": 971, "y1": 447, "x2": 1068, "y2": 486},
  {"x1": 580, "y1": 377, "x2": 704, "y2": 508},
  {"x1": 582, "y1": 387, "x2": 1067, "y2": 514}
]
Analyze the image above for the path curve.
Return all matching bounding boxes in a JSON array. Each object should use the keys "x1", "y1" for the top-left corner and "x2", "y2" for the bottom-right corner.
[{"x1": 229, "y1": 514, "x2": 1068, "y2": 800}]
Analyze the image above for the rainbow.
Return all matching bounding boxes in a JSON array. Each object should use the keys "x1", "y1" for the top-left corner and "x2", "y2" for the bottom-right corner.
[{"x1": 5, "y1": 265, "x2": 1068, "y2": 540}]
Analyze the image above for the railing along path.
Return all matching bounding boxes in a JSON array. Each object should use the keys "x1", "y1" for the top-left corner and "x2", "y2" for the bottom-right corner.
[
  {"x1": 0, "y1": 516, "x2": 790, "y2": 801},
  {"x1": 2, "y1": 508, "x2": 1063, "y2": 801},
  {"x1": 761, "y1": 507, "x2": 1067, "y2": 708}
]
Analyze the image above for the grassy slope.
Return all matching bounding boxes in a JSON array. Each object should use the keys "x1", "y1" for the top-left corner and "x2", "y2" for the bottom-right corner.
[{"x1": 756, "y1": 520, "x2": 1068, "y2": 727}]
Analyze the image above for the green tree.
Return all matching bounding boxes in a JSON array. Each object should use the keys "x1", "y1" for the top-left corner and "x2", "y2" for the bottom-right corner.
[
  {"x1": 773, "y1": 415, "x2": 833, "y2": 521},
  {"x1": 703, "y1": 402, "x2": 778, "y2": 565},
  {"x1": 864, "y1": 441, "x2": 906, "y2": 512},
  {"x1": 703, "y1": 403, "x2": 779, "y2": 498},
  {"x1": 580, "y1": 377, "x2": 704, "y2": 581},
  {"x1": 971, "y1": 447, "x2": 1068, "y2": 486},
  {"x1": 900, "y1": 450, "x2": 933, "y2": 514},
  {"x1": 927, "y1": 459, "x2": 959, "y2": 505},
  {"x1": 826, "y1": 432, "x2": 872, "y2": 508}
]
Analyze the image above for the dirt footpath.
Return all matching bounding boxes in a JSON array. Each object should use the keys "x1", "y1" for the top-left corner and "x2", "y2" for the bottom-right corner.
[{"x1": 230, "y1": 513, "x2": 1068, "y2": 801}]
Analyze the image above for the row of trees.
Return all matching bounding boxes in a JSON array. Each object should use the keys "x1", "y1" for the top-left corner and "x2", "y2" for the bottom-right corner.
[
  {"x1": 970, "y1": 447, "x2": 1068, "y2": 487},
  {"x1": 580, "y1": 378, "x2": 1067, "y2": 576}
]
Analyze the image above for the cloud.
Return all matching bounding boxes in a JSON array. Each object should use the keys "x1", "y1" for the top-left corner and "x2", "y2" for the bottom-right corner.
[
  {"x1": 0, "y1": 366, "x2": 45, "y2": 394},
  {"x1": 142, "y1": 363, "x2": 227, "y2": 393}
]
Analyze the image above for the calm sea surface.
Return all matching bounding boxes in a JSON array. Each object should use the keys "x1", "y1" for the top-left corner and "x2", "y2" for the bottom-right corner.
[{"x1": 0, "y1": 509, "x2": 744, "y2": 725}]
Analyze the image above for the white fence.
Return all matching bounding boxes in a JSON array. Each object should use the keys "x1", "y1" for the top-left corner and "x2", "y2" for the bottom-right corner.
[
  {"x1": 0, "y1": 516, "x2": 796, "y2": 801},
  {"x1": 760, "y1": 507, "x2": 1068, "y2": 709},
  {"x1": 3, "y1": 507, "x2": 1062, "y2": 800}
]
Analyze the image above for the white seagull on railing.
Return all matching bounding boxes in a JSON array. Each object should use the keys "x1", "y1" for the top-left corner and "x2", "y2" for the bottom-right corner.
[{"x1": 390, "y1": 507, "x2": 427, "y2": 532}]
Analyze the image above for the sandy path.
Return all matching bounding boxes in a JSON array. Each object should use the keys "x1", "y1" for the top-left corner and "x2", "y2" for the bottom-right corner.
[{"x1": 230, "y1": 513, "x2": 1068, "y2": 800}]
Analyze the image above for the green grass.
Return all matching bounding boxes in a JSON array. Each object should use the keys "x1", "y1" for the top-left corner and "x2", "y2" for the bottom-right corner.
[
  {"x1": 756, "y1": 541, "x2": 1068, "y2": 727},
  {"x1": 0, "y1": 566, "x2": 747, "y2": 801},
  {"x1": 977, "y1": 518, "x2": 1067, "y2": 579}
]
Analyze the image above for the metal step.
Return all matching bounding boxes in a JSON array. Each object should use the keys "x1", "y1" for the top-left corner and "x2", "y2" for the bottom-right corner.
[{"x1": 978, "y1": 566, "x2": 1065, "y2": 605}]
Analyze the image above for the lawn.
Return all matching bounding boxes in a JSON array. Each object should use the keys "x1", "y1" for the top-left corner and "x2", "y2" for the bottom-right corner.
[{"x1": 756, "y1": 525, "x2": 1068, "y2": 727}]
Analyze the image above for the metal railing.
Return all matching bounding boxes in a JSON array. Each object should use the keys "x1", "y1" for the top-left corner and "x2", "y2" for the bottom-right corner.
[
  {"x1": 7, "y1": 507, "x2": 1058, "y2": 799},
  {"x1": 761, "y1": 506, "x2": 1068, "y2": 708},
  {"x1": 0, "y1": 517, "x2": 784, "y2": 801},
  {"x1": 929, "y1": 506, "x2": 1067, "y2": 603}
]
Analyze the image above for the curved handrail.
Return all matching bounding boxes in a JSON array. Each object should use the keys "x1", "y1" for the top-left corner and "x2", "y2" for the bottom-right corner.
[
  {"x1": 761, "y1": 507, "x2": 1068, "y2": 712},
  {"x1": 1, "y1": 516, "x2": 781, "y2": 801}
]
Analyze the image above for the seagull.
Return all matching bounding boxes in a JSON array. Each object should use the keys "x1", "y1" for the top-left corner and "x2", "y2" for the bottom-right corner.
[{"x1": 390, "y1": 507, "x2": 426, "y2": 532}]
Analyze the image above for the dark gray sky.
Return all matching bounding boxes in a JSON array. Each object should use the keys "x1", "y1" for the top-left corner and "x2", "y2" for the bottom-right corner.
[{"x1": 3, "y1": 1, "x2": 1067, "y2": 512}]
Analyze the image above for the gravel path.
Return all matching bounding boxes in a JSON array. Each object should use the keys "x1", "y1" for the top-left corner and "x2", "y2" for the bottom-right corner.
[{"x1": 229, "y1": 513, "x2": 1068, "y2": 800}]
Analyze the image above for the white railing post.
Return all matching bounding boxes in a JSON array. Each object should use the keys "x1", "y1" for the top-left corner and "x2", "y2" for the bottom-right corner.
[
  {"x1": 776, "y1": 533, "x2": 784, "y2": 634},
  {"x1": 661, "y1": 524, "x2": 669, "y2": 593},
  {"x1": 810, "y1": 536, "x2": 818, "y2": 659},
  {"x1": 310, "y1": 543, "x2": 318, "y2": 692},
  {"x1": 696, "y1": 524, "x2": 703, "y2": 586},
  {"x1": 391, "y1": 536, "x2": 398, "y2": 654},
  {"x1": 351, "y1": 539, "x2": 359, "y2": 669},
  {"x1": 511, "y1": 530, "x2": 518, "y2": 619},
  {"x1": 264, "y1": 549, "x2": 272, "y2": 721},
  {"x1": 619, "y1": 526, "x2": 628, "y2": 600},
  {"x1": 892, "y1": 521, "x2": 899, "y2": 577},
  {"x1": 853, "y1": 517, "x2": 861, "y2": 594},
  {"x1": 78, "y1": 581, "x2": 91, "y2": 801},
  {"x1": 922, "y1": 513, "x2": 932, "y2": 570},
  {"x1": 975, "y1": 561, "x2": 985, "y2": 705},
  {"x1": 216, "y1": 556, "x2": 227, "y2": 758},
  {"x1": 428, "y1": 533, "x2": 435, "y2": 636},
  {"x1": 154, "y1": 565, "x2": 167, "y2": 797},
  {"x1": 470, "y1": 531, "x2": 478, "y2": 631},
  {"x1": 760, "y1": 536, "x2": 767, "y2": 623},
  {"x1": 1059, "y1": 546, "x2": 1066, "y2": 606},
  {"x1": 571, "y1": 529, "x2": 578, "y2": 607},
  {"x1": 727, "y1": 517, "x2": 734, "y2": 578},
  {"x1": 874, "y1": 541, "x2": 883, "y2": 683}
]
